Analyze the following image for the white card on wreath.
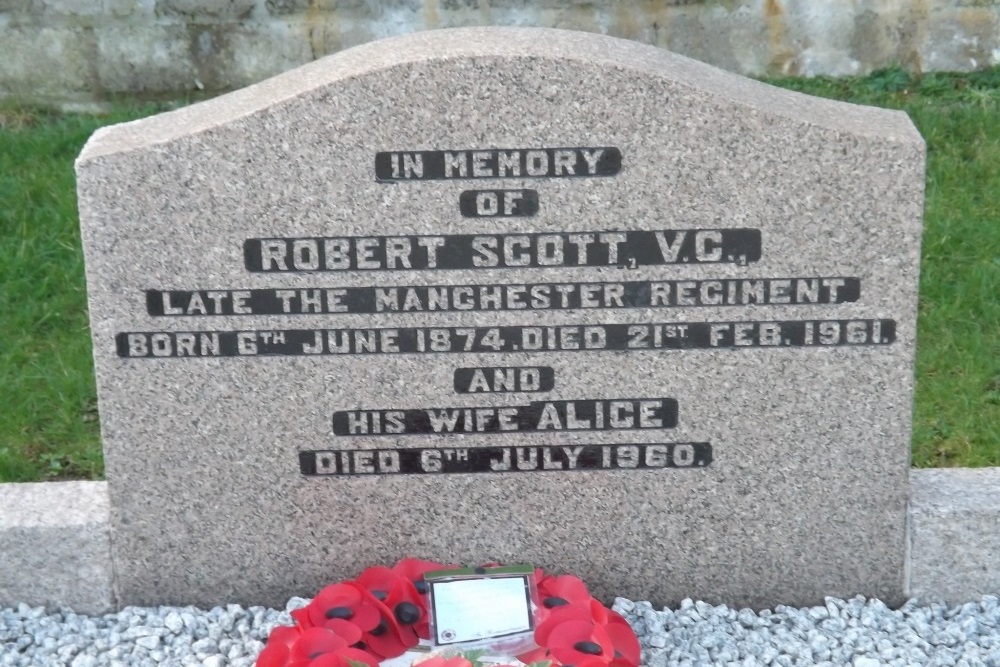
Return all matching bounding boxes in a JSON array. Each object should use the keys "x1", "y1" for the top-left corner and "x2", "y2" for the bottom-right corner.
[{"x1": 426, "y1": 566, "x2": 535, "y2": 646}]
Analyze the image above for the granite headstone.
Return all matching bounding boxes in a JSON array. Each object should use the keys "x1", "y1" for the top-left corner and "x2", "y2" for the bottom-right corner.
[{"x1": 76, "y1": 27, "x2": 925, "y2": 609}]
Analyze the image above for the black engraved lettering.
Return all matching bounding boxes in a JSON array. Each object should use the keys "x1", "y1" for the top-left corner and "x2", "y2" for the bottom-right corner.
[
  {"x1": 300, "y1": 443, "x2": 712, "y2": 475},
  {"x1": 375, "y1": 147, "x2": 621, "y2": 182},
  {"x1": 332, "y1": 398, "x2": 678, "y2": 436},
  {"x1": 459, "y1": 189, "x2": 539, "y2": 217},
  {"x1": 453, "y1": 367, "x2": 555, "y2": 393},
  {"x1": 147, "y1": 278, "x2": 859, "y2": 317},
  {"x1": 243, "y1": 229, "x2": 761, "y2": 272},
  {"x1": 115, "y1": 319, "x2": 896, "y2": 358}
]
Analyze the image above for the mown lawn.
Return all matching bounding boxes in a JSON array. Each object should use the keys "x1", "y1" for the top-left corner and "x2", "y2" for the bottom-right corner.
[
  {"x1": 0, "y1": 103, "x2": 170, "y2": 482},
  {"x1": 769, "y1": 68, "x2": 1000, "y2": 467},
  {"x1": 1, "y1": 68, "x2": 998, "y2": 481}
]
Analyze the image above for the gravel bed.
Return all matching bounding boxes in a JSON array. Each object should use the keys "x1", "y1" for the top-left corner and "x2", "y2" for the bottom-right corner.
[{"x1": 2, "y1": 594, "x2": 999, "y2": 666}]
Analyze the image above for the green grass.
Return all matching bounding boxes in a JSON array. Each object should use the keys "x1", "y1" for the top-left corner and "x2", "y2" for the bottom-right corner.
[
  {"x1": 0, "y1": 103, "x2": 169, "y2": 482},
  {"x1": 766, "y1": 68, "x2": 1000, "y2": 467},
  {"x1": 1, "y1": 68, "x2": 998, "y2": 481}
]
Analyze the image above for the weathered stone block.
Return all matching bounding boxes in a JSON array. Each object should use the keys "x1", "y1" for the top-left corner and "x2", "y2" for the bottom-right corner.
[
  {"x1": 921, "y1": 8, "x2": 1000, "y2": 71},
  {"x1": 34, "y1": 0, "x2": 104, "y2": 18},
  {"x1": 95, "y1": 22, "x2": 196, "y2": 93},
  {"x1": 157, "y1": 0, "x2": 254, "y2": 19},
  {"x1": 265, "y1": 0, "x2": 386, "y2": 13},
  {"x1": 0, "y1": 27, "x2": 97, "y2": 98},
  {"x1": 0, "y1": 0, "x2": 34, "y2": 14},
  {"x1": 215, "y1": 21, "x2": 314, "y2": 87},
  {"x1": 104, "y1": 0, "x2": 155, "y2": 19}
]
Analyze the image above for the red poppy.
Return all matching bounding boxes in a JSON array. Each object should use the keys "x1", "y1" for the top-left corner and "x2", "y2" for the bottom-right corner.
[
  {"x1": 534, "y1": 603, "x2": 597, "y2": 645},
  {"x1": 361, "y1": 613, "x2": 413, "y2": 659},
  {"x1": 603, "y1": 611, "x2": 640, "y2": 667},
  {"x1": 298, "y1": 583, "x2": 382, "y2": 633},
  {"x1": 261, "y1": 562, "x2": 639, "y2": 667},
  {"x1": 356, "y1": 566, "x2": 427, "y2": 641},
  {"x1": 537, "y1": 575, "x2": 590, "y2": 606},
  {"x1": 587, "y1": 599, "x2": 617, "y2": 627},
  {"x1": 283, "y1": 628, "x2": 352, "y2": 667},
  {"x1": 547, "y1": 619, "x2": 615, "y2": 667},
  {"x1": 258, "y1": 624, "x2": 387, "y2": 667},
  {"x1": 357, "y1": 566, "x2": 407, "y2": 592},
  {"x1": 517, "y1": 603, "x2": 591, "y2": 665},
  {"x1": 521, "y1": 598, "x2": 640, "y2": 667},
  {"x1": 256, "y1": 624, "x2": 301, "y2": 667},
  {"x1": 389, "y1": 559, "x2": 462, "y2": 637},
  {"x1": 256, "y1": 643, "x2": 291, "y2": 667},
  {"x1": 293, "y1": 586, "x2": 413, "y2": 660},
  {"x1": 535, "y1": 575, "x2": 592, "y2": 625},
  {"x1": 323, "y1": 619, "x2": 363, "y2": 646}
]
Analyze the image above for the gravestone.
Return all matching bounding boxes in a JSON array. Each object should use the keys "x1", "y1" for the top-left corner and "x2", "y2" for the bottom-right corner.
[{"x1": 76, "y1": 27, "x2": 925, "y2": 609}]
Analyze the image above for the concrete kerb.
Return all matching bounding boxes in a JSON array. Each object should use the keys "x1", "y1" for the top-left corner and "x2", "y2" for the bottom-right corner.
[
  {"x1": 0, "y1": 480, "x2": 113, "y2": 615},
  {"x1": 907, "y1": 468, "x2": 1000, "y2": 603},
  {"x1": 1, "y1": 469, "x2": 997, "y2": 614}
]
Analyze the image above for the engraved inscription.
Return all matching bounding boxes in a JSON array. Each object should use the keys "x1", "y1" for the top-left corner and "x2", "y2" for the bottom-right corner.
[
  {"x1": 114, "y1": 139, "x2": 904, "y2": 481},
  {"x1": 375, "y1": 147, "x2": 621, "y2": 182},
  {"x1": 453, "y1": 367, "x2": 555, "y2": 393},
  {"x1": 331, "y1": 398, "x2": 677, "y2": 435},
  {"x1": 243, "y1": 229, "x2": 762, "y2": 272},
  {"x1": 459, "y1": 189, "x2": 539, "y2": 217},
  {"x1": 148, "y1": 278, "x2": 859, "y2": 316},
  {"x1": 300, "y1": 443, "x2": 712, "y2": 475},
  {"x1": 117, "y1": 319, "x2": 895, "y2": 358}
]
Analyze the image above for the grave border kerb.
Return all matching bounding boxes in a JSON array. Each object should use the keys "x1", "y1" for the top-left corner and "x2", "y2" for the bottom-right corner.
[{"x1": 1, "y1": 470, "x2": 998, "y2": 614}]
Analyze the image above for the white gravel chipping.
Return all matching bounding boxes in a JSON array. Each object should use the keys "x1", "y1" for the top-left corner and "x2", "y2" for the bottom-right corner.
[{"x1": 2, "y1": 594, "x2": 999, "y2": 666}]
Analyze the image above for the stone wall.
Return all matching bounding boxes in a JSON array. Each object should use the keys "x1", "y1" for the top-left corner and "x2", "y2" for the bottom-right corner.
[{"x1": 3, "y1": 0, "x2": 1000, "y2": 107}]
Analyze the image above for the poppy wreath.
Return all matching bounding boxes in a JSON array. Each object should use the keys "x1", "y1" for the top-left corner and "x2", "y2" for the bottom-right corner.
[{"x1": 256, "y1": 559, "x2": 640, "y2": 667}]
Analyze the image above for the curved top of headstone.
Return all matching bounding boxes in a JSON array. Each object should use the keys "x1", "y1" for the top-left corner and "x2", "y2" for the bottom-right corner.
[{"x1": 78, "y1": 27, "x2": 921, "y2": 164}]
